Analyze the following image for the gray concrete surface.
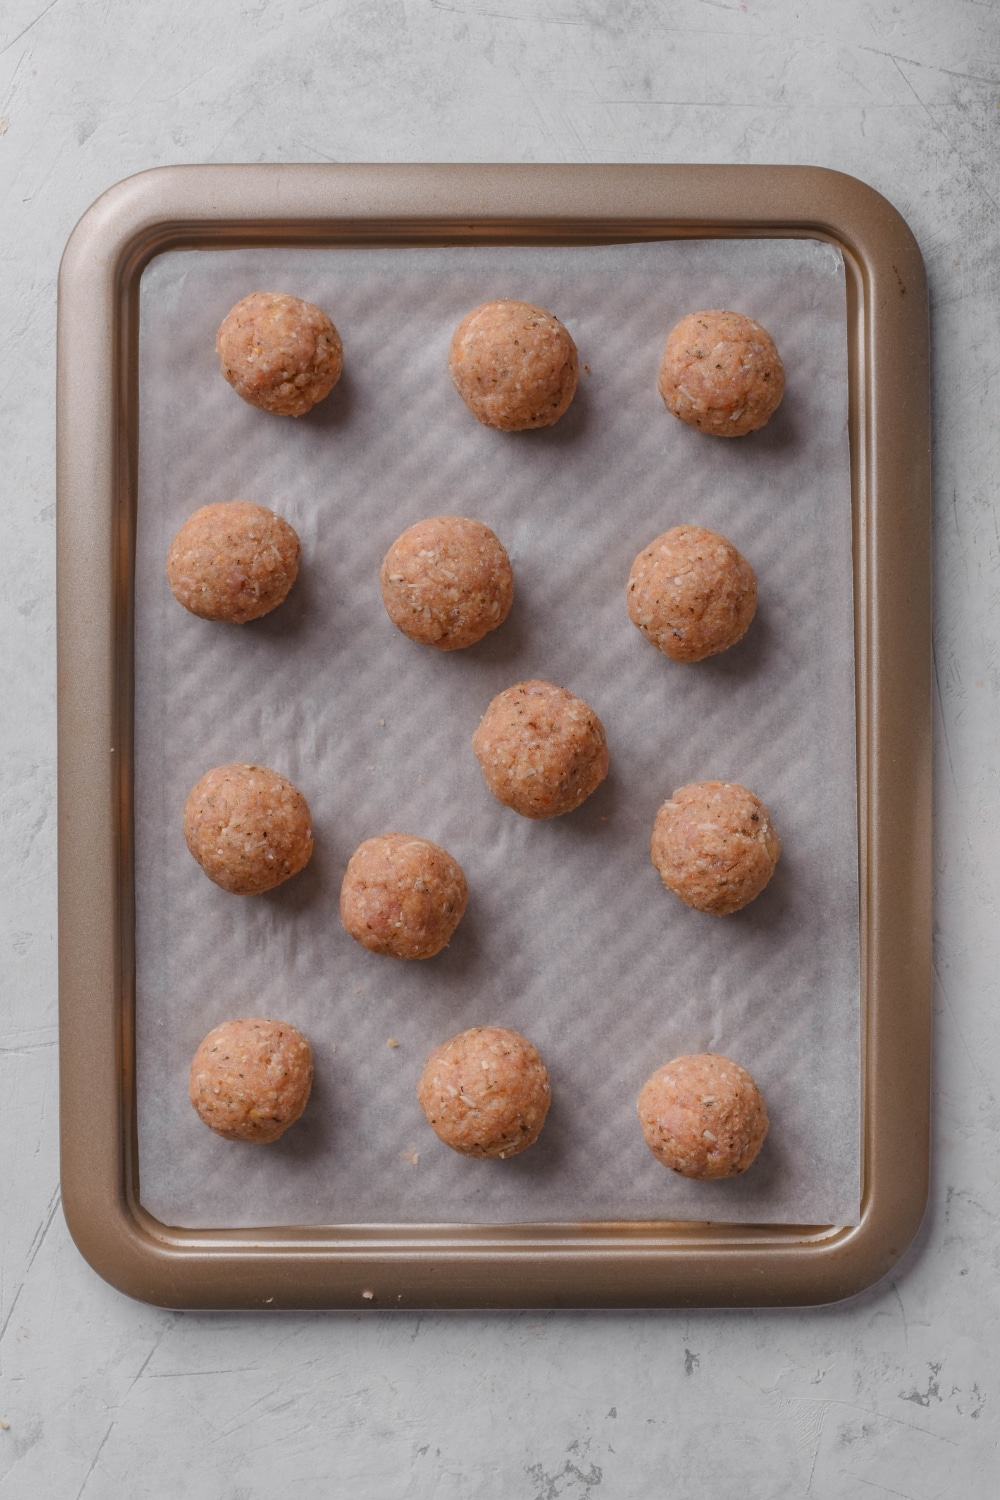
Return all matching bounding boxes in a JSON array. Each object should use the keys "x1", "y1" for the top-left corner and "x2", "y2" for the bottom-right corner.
[{"x1": 2, "y1": 1, "x2": 998, "y2": 1494}]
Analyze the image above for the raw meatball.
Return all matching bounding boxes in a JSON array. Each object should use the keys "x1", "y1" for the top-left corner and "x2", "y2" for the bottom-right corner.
[
  {"x1": 184, "y1": 763, "x2": 314, "y2": 895},
  {"x1": 339, "y1": 833, "x2": 468, "y2": 959},
  {"x1": 637, "y1": 1052, "x2": 768, "y2": 1179},
  {"x1": 216, "y1": 291, "x2": 343, "y2": 417},
  {"x1": 189, "y1": 1017, "x2": 314, "y2": 1143},
  {"x1": 449, "y1": 299, "x2": 578, "y2": 430},
  {"x1": 166, "y1": 500, "x2": 301, "y2": 624},
  {"x1": 651, "y1": 780, "x2": 780, "y2": 915},
  {"x1": 626, "y1": 524, "x2": 756, "y2": 662},
  {"x1": 472, "y1": 679, "x2": 609, "y2": 819},
  {"x1": 658, "y1": 309, "x2": 785, "y2": 437},
  {"x1": 417, "y1": 1025, "x2": 551, "y2": 1159},
  {"x1": 380, "y1": 515, "x2": 514, "y2": 650}
]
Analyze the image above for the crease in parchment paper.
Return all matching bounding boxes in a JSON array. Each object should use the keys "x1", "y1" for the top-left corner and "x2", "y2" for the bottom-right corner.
[{"x1": 134, "y1": 239, "x2": 860, "y2": 1228}]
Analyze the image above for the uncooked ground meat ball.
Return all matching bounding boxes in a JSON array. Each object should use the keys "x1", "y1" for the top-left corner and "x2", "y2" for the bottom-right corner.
[
  {"x1": 189, "y1": 1017, "x2": 314, "y2": 1143},
  {"x1": 658, "y1": 309, "x2": 785, "y2": 437},
  {"x1": 417, "y1": 1026, "x2": 551, "y2": 1159},
  {"x1": 626, "y1": 524, "x2": 757, "y2": 662},
  {"x1": 339, "y1": 833, "x2": 468, "y2": 959},
  {"x1": 166, "y1": 500, "x2": 301, "y2": 623},
  {"x1": 183, "y1": 763, "x2": 314, "y2": 895},
  {"x1": 216, "y1": 291, "x2": 343, "y2": 416},
  {"x1": 651, "y1": 780, "x2": 780, "y2": 915},
  {"x1": 472, "y1": 679, "x2": 609, "y2": 819},
  {"x1": 637, "y1": 1052, "x2": 768, "y2": 1179},
  {"x1": 448, "y1": 299, "x2": 578, "y2": 430},
  {"x1": 380, "y1": 515, "x2": 514, "y2": 650}
]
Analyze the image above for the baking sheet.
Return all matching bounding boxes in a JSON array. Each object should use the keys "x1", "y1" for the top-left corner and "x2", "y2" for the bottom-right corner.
[{"x1": 134, "y1": 238, "x2": 860, "y2": 1228}]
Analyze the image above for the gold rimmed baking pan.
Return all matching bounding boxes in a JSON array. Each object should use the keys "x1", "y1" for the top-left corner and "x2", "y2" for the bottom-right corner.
[{"x1": 57, "y1": 164, "x2": 930, "y2": 1309}]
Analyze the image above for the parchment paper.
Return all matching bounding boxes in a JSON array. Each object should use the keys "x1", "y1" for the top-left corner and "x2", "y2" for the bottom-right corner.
[{"x1": 135, "y1": 239, "x2": 860, "y2": 1228}]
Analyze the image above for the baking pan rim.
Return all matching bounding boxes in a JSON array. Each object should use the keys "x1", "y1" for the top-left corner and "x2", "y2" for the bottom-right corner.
[{"x1": 57, "y1": 162, "x2": 930, "y2": 1310}]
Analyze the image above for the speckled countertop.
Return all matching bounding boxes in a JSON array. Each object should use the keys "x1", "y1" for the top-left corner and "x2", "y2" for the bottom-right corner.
[{"x1": 2, "y1": 2, "x2": 997, "y2": 1495}]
